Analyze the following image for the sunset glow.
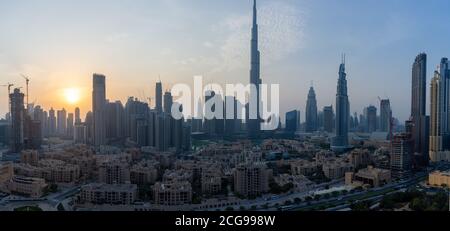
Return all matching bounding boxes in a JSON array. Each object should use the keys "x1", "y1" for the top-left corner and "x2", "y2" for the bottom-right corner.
[{"x1": 63, "y1": 88, "x2": 81, "y2": 104}]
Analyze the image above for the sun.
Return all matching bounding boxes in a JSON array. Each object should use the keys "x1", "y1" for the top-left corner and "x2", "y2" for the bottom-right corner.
[{"x1": 64, "y1": 88, "x2": 81, "y2": 104}]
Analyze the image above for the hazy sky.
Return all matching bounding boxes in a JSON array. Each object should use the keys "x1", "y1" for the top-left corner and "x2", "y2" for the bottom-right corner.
[{"x1": 1, "y1": 0, "x2": 450, "y2": 122}]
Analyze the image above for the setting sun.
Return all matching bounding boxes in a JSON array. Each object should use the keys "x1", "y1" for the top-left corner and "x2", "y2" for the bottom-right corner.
[{"x1": 64, "y1": 88, "x2": 81, "y2": 104}]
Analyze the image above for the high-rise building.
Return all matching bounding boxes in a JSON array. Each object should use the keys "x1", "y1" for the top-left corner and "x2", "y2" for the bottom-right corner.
[
  {"x1": 430, "y1": 70, "x2": 442, "y2": 162},
  {"x1": 225, "y1": 96, "x2": 238, "y2": 136},
  {"x1": 332, "y1": 58, "x2": 350, "y2": 151},
  {"x1": 305, "y1": 87, "x2": 318, "y2": 132},
  {"x1": 75, "y1": 107, "x2": 81, "y2": 125},
  {"x1": 247, "y1": 0, "x2": 261, "y2": 138},
  {"x1": 439, "y1": 58, "x2": 450, "y2": 150},
  {"x1": 74, "y1": 124, "x2": 87, "y2": 144},
  {"x1": 410, "y1": 53, "x2": 429, "y2": 164},
  {"x1": 0, "y1": 119, "x2": 9, "y2": 146},
  {"x1": 57, "y1": 108, "x2": 67, "y2": 136},
  {"x1": 9, "y1": 88, "x2": 25, "y2": 153},
  {"x1": 155, "y1": 81, "x2": 163, "y2": 113},
  {"x1": 365, "y1": 106, "x2": 377, "y2": 133},
  {"x1": 323, "y1": 106, "x2": 334, "y2": 133},
  {"x1": 391, "y1": 133, "x2": 413, "y2": 178},
  {"x1": 429, "y1": 62, "x2": 450, "y2": 162},
  {"x1": 285, "y1": 110, "x2": 300, "y2": 132},
  {"x1": 379, "y1": 99, "x2": 392, "y2": 133},
  {"x1": 204, "y1": 90, "x2": 216, "y2": 136},
  {"x1": 93, "y1": 74, "x2": 107, "y2": 146},
  {"x1": 48, "y1": 108, "x2": 56, "y2": 136},
  {"x1": 84, "y1": 111, "x2": 94, "y2": 145},
  {"x1": 163, "y1": 91, "x2": 173, "y2": 114},
  {"x1": 105, "y1": 101, "x2": 125, "y2": 141},
  {"x1": 67, "y1": 112, "x2": 74, "y2": 139},
  {"x1": 234, "y1": 162, "x2": 269, "y2": 198}
]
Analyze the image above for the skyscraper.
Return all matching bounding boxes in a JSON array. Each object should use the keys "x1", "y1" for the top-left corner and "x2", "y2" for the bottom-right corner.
[
  {"x1": 305, "y1": 87, "x2": 318, "y2": 132},
  {"x1": 247, "y1": 0, "x2": 262, "y2": 138},
  {"x1": 430, "y1": 60, "x2": 450, "y2": 162},
  {"x1": 365, "y1": 105, "x2": 377, "y2": 133},
  {"x1": 285, "y1": 110, "x2": 300, "y2": 132},
  {"x1": 430, "y1": 70, "x2": 442, "y2": 162},
  {"x1": 75, "y1": 107, "x2": 81, "y2": 125},
  {"x1": 48, "y1": 108, "x2": 56, "y2": 136},
  {"x1": 57, "y1": 108, "x2": 67, "y2": 136},
  {"x1": 9, "y1": 88, "x2": 25, "y2": 153},
  {"x1": 332, "y1": 58, "x2": 350, "y2": 151},
  {"x1": 410, "y1": 53, "x2": 429, "y2": 164},
  {"x1": 323, "y1": 106, "x2": 334, "y2": 133},
  {"x1": 379, "y1": 99, "x2": 392, "y2": 133},
  {"x1": 93, "y1": 74, "x2": 107, "y2": 146},
  {"x1": 155, "y1": 81, "x2": 163, "y2": 113},
  {"x1": 439, "y1": 58, "x2": 450, "y2": 150},
  {"x1": 391, "y1": 133, "x2": 413, "y2": 179},
  {"x1": 163, "y1": 91, "x2": 173, "y2": 114},
  {"x1": 67, "y1": 112, "x2": 74, "y2": 138}
]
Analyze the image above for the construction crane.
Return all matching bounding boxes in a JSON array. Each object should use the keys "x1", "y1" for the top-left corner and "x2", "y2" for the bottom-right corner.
[{"x1": 20, "y1": 74, "x2": 30, "y2": 108}]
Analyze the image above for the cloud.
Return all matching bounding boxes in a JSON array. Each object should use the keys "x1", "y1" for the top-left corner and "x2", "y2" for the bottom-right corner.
[{"x1": 212, "y1": 1, "x2": 306, "y2": 72}]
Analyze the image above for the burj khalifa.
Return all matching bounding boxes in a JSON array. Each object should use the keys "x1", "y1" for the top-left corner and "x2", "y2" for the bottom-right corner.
[{"x1": 248, "y1": 0, "x2": 262, "y2": 138}]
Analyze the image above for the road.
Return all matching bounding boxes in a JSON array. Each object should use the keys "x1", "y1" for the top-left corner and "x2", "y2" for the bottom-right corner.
[{"x1": 0, "y1": 185, "x2": 82, "y2": 211}]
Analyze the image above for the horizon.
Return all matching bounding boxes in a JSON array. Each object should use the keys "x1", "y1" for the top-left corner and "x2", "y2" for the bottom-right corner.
[{"x1": 1, "y1": 0, "x2": 450, "y2": 123}]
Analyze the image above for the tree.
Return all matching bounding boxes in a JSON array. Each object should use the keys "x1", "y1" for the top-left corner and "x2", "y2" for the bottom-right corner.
[
  {"x1": 410, "y1": 198, "x2": 426, "y2": 211},
  {"x1": 294, "y1": 197, "x2": 302, "y2": 204}
]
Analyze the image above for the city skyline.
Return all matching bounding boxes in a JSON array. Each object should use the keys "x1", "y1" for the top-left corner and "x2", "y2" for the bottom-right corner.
[
  {"x1": 1, "y1": 0, "x2": 450, "y2": 216},
  {"x1": 1, "y1": 0, "x2": 450, "y2": 122}
]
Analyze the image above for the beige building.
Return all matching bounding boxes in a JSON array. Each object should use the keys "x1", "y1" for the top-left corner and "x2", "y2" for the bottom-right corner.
[
  {"x1": 290, "y1": 160, "x2": 319, "y2": 176},
  {"x1": 21, "y1": 150, "x2": 39, "y2": 166},
  {"x1": 7, "y1": 176, "x2": 47, "y2": 198},
  {"x1": 153, "y1": 181, "x2": 192, "y2": 206},
  {"x1": 322, "y1": 160, "x2": 354, "y2": 180},
  {"x1": 233, "y1": 163, "x2": 270, "y2": 197},
  {"x1": 429, "y1": 171, "x2": 450, "y2": 187},
  {"x1": 98, "y1": 161, "x2": 130, "y2": 184},
  {"x1": 0, "y1": 162, "x2": 13, "y2": 184},
  {"x1": 349, "y1": 149, "x2": 372, "y2": 169},
  {"x1": 14, "y1": 159, "x2": 80, "y2": 184},
  {"x1": 78, "y1": 183, "x2": 138, "y2": 205},
  {"x1": 201, "y1": 169, "x2": 222, "y2": 195},
  {"x1": 345, "y1": 166, "x2": 391, "y2": 187},
  {"x1": 130, "y1": 161, "x2": 159, "y2": 186}
]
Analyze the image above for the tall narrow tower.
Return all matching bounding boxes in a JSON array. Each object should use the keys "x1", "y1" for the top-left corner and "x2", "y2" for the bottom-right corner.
[
  {"x1": 332, "y1": 56, "x2": 350, "y2": 152},
  {"x1": 248, "y1": 0, "x2": 262, "y2": 137},
  {"x1": 93, "y1": 73, "x2": 107, "y2": 146},
  {"x1": 305, "y1": 86, "x2": 318, "y2": 132},
  {"x1": 411, "y1": 53, "x2": 429, "y2": 165},
  {"x1": 155, "y1": 81, "x2": 163, "y2": 113}
]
